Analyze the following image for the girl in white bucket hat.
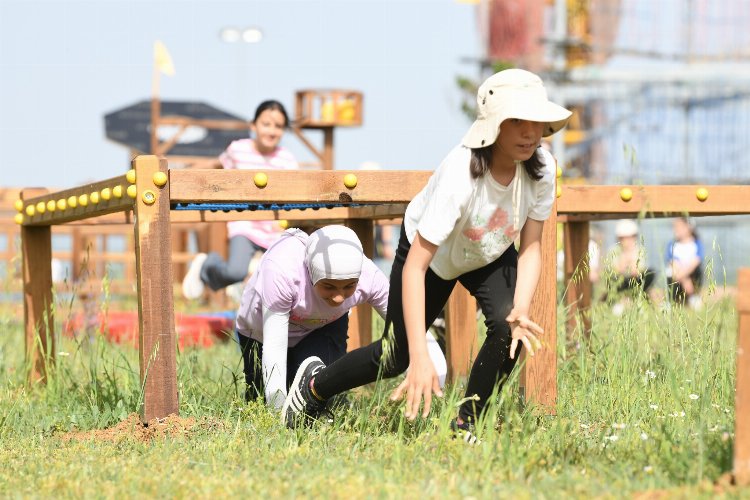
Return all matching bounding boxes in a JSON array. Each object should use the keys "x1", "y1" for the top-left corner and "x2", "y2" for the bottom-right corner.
[{"x1": 282, "y1": 69, "x2": 571, "y2": 441}]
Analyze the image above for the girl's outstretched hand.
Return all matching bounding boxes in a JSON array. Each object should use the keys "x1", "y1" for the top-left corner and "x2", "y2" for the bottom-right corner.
[
  {"x1": 390, "y1": 353, "x2": 443, "y2": 420},
  {"x1": 506, "y1": 309, "x2": 543, "y2": 360}
]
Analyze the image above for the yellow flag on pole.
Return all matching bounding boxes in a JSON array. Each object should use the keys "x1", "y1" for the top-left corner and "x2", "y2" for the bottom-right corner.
[{"x1": 154, "y1": 40, "x2": 175, "y2": 76}]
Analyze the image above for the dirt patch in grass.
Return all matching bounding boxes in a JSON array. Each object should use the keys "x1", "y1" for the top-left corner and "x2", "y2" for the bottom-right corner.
[
  {"x1": 60, "y1": 413, "x2": 225, "y2": 443},
  {"x1": 632, "y1": 473, "x2": 740, "y2": 498}
]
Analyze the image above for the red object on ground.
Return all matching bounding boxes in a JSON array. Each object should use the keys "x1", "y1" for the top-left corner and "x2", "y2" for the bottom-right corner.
[{"x1": 63, "y1": 311, "x2": 234, "y2": 349}]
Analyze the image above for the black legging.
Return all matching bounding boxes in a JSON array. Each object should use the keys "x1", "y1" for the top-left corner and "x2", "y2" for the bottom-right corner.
[
  {"x1": 238, "y1": 313, "x2": 349, "y2": 403},
  {"x1": 314, "y1": 223, "x2": 520, "y2": 423}
]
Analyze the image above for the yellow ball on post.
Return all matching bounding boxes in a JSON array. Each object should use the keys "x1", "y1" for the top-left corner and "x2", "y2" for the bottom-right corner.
[
  {"x1": 127, "y1": 185, "x2": 137, "y2": 199},
  {"x1": 556, "y1": 166, "x2": 563, "y2": 179},
  {"x1": 14, "y1": 213, "x2": 24, "y2": 225},
  {"x1": 14, "y1": 199, "x2": 24, "y2": 212},
  {"x1": 619, "y1": 187, "x2": 633, "y2": 202},
  {"x1": 78, "y1": 194, "x2": 88, "y2": 207},
  {"x1": 90, "y1": 192, "x2": 100, "y2": 204},
  {"x1": 47, "y1": 200, "x2": 56, "y2": 212},
  {"x1": 696, "y1": 187, "x2": 709, "y2": 202},
  {"x1": 36, "y1": 201, "x2": 46, "y2": 214},
  {"x1": 279, "y1": 220, "x2": 289, "y2": 229},
  {"x1": 25, "y1": 205, "x2": 35, "y2": 216},
  {"x1": 254, "y1": 172, "x2": 268, "y2": 188},
  {"x1": 343, "y1": 173, "x2": 358, "y2": 189},
  {"x1": 556, "y1": 185, "x2": 562, "y2": 198},
  {"x1": 101, "y1": 188, "x2": 111, "y2": 201},
  {"x1": 57, "y1": 199, "x2": 67, "y2": 211},
  {"x1": 67, "y1": 196, "x2": 78, "y2": 208},
  {"x1": 113, "y1": 185, "x2": 123, "y2": 198},
  {"x1": 126, "y1": 169, "x2": 136, "y2": 184},
  {"x1": 153, "y1": 171, "x2": 168, "y2": 187}
]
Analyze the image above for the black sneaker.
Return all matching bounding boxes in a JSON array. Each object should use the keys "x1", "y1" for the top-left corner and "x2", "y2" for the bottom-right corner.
[
  {"x1": 281, "y1": 356, "x2": 327, "y2": 428},
  {"x1": 451, "y1": 418, "x2": 481, "y2": 445}
]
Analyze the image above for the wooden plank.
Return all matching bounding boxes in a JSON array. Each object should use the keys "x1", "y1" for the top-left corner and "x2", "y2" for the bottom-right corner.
[
  {"x1": 522, "y1": 201, "x2": 558, "y2": 411},
  {"x1": 345, "y1": 219, "x2": 374, "y2": 351},
  {"x1": 21, "y1": 188, "x2": 54, "y2": 384},
  {"x1": 557, "y1": 185, "x2": 750, "y2": 216},
  {"x1": 18, "y1": 175, "x2": 133, "y2": 226},
  {"x1": 564, "y1": 221, "x2": 592, "y2": 340},
  {"x1": 445, "y1": 283, "x2": 477, "y2": 381},
  {"x1": 169, "y1": 169, "x2": 432, "y2": 204},
  {"x1": 133, "y1": 155, "x2": 178, "y2": 421},
  {"x1": 735, "y1": 268, "x2": 750, "y2": 485}
]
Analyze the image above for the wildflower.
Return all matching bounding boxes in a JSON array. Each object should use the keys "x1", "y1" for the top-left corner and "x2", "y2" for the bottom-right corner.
[
  {"x1": 689, "y1": 394, "x2": 699, "y2": 400},
  {"x1": 712, "y1": 404, "x2": 720, "y2": 409},
  {"x1": 725, "y1": 409, "x2": 731, "y2": 414},
  {"x1": 722, "y1": 432, "x2": 731, "y2": 442},
  {"x1": 643, "y1": 465, "x2": 653, "y2": 473},
  {"x1": 605, "y1": 435, "x2": 619, "y2": 442},
  {"x1": 612, "y1": 423, "x2": 627, "y2": 430},
  {"x1": 685, "y1": 379, "x2": 692, "y2": 383},
  {"x1": 580, "y1": 423, "x2": 590, "y2": 429},
  {"x1": 58, "y1": 352, "x2": 70, "y2": 357},
  {"x1": 649, "y1": 404, "x2": 659, "y2": 410},
  {"x1": 645, "y1": 370, "x2": 656, "y2": 379},
  {"x1": 640, "y1": 432, "x2": 648, "y2": 440}
]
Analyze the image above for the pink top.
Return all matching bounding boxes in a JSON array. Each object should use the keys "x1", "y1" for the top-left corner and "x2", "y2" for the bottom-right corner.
[
  {"x1": 219, "y1": 138, "x2": 299, "y2": 249},
  {"x1": 235, "y1": 230, "x2": 389, "y2": 347}
]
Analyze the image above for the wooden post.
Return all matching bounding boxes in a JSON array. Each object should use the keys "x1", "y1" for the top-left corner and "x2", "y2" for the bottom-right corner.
[
  {"x1": 521, "y1": 201, "x2": 558, "y2": 411},
  {"x1": 564, "y1": 221, "x2": 592, "y2": 339},
  {"x1": 133, "y1": 155, "x2": 178, "y2": 421},
  {"x1": 21, "y1": 189, "x2": 54, "y2": 384},
  {"x1": 206, "y1": 222, "x2": 228, "y2": 308},
  {"x1": 346, "y1": 219, "x2": 374, "y2": 351},
  {"x1": 322, "y1": 127, "x2": 334, "y2": 170},
  {"x1": 445, "y1": 283, "x2": 477, "y2": 381},
  {"x1": 734, "y1": 268, "x2": 750, "y2": 485}
]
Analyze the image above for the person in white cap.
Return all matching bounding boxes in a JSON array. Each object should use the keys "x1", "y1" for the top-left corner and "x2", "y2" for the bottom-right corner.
[
  {"x1": 281, "y1": 69, "x2": 571, "y2": 441},
  {"x1": 234, "y1": 225, "x2": 446, "y2": 412},
  {"x1": 603, "y1": 219, "x2": 654, "y2": 313}
]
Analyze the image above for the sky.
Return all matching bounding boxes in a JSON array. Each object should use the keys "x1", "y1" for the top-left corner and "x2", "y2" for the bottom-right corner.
[{"x1": 0, "y1": 0, "x2": 482, "y2": 189}]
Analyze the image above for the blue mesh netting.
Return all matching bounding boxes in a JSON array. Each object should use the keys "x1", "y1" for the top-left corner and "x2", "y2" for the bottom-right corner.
[{"x1": 172, "y1": 202, "x2": 374, "y2": 212}]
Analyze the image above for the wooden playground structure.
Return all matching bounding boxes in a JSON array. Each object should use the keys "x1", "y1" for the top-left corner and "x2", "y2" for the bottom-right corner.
[{"x1": 13, "y1": 156, "x2": 750, "y2": 483}]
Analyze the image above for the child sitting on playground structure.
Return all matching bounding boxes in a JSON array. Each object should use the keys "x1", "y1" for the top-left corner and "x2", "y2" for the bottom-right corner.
[
  {"x1": 665, "y1": 216, "x2": 704, "y2": 309},
  {"x1": 280, "y1": 68, "x2": 572, "y2": 442},
  {"x1": 603, "y1": 219, "x2": 655, "y2": 313},
  {"x1": 182, "y1": 100, "x2": 299, "y2": 301},
  {"x1": 235, "y1": 225, "x2": 446, "y2": 411}
]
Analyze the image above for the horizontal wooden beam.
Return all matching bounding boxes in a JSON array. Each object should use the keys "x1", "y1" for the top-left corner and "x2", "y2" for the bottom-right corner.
[
  {"x1": 558, "y1": 185, "x2": 750, "y2": 217},
  {"x1": 168, "y1": 169, "x2": 432, "y2": 204},
  {"x1": 19, "y1": 175, "x2": 133, "y2": 226},
  {"x1": 169, "y1": 203, "x2": 408, "y2": 223}
]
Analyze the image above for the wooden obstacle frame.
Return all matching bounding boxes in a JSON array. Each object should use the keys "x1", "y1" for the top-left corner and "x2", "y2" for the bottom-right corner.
[{"x1": 17, "y1": 157, "x2": 750, "y2": 483}]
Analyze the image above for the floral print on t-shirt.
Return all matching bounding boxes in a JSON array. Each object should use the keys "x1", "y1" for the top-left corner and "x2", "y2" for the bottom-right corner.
[{"x1": 462, "y1": 207, "x2": 519, "y2": 260}]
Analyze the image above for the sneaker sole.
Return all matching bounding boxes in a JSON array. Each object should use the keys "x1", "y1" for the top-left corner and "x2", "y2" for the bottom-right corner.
[{"x1": 280, "y1": 355, "x2": 323, "y2": 427}]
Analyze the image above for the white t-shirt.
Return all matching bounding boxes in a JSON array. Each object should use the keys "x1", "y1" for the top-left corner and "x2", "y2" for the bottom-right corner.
[{"x1": 404, "y1": 145, "x2": 555, "y2": 280}]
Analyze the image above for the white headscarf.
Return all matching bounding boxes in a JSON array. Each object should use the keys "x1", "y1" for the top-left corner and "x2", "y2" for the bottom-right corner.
[{"x1": 305, "y1": 225, "x2": 364, "y2": 285}]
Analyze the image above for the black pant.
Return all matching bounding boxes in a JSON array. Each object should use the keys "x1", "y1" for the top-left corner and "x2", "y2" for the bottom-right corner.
[
  {"x1": 667, "y1": 265, "x2": 703, "y2": 304},
  {"x1": 315, "y1": 222, "x2": 519, "y2": 423},
  {"x1": 238, "y1": 313, "x2": 349, "y2": 402}
]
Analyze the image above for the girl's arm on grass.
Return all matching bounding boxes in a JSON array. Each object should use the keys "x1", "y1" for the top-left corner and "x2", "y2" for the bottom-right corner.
[
  {"x1": 390, "y1": 232, "x2": 443, "y2": 420},
  {"x1": 507, "y1": 218, "x2": 544, "y2": 360},
  {"x1": 261, "y1": 307, "x2": 290, "y2": 410}
]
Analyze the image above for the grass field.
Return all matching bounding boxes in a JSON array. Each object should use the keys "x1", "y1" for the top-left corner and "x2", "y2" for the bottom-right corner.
[{"x1": 0, "y1": 287, "x2": 743, "y2": 498}]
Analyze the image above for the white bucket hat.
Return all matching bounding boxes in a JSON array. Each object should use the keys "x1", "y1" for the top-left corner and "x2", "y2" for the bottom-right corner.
[
  {"x1": 615, "y1": 219, "x2": 639, "y2": 238},
  {"x1": 462, "y1": 69, "x2": 572, "y2": 149}
]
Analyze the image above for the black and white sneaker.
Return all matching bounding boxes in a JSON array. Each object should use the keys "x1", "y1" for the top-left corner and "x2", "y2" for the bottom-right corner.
[
  {"x1": 281, "y1": 356, "x2": 327, "y2": 428},
  {"x1": 451, "y1": 418, "x2": 481, "y2": 445}
]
